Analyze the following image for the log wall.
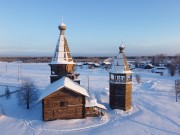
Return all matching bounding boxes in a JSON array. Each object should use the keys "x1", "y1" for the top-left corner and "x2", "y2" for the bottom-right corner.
[
  {"x1": 43, "y1": 87, "x2": 86, "y2": 121},
  {"x1": 49, "y1": 64, "x2": 74, "y2": 83},
  {"x1": 86, "y1": 107, "x2": 104, "y2": 117},
  {"x1": 109, "y1": 83, "x2": 132, "y2": 111}
]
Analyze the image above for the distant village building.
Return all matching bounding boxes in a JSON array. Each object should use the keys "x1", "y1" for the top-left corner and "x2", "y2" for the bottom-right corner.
[
  {"x1": 109, "y1": 44, "x2": 132, "y2": 111},
  {"x1": 144, "y1": 64, "x2": 153, "y2": 69},
  {"x1": 39, "y1": 21, "x2": 106, "y2": 121}
]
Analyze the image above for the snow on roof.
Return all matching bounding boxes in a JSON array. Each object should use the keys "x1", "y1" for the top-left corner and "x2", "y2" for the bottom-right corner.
[
  {"x1": 109, "y1": 47, "x2": 132, "y2": 74},
  {"x1": 51, "y1": 23, "x2": 74, "y2": 65},
  {"x1": 120, "y1": 43, "x2": 124, "y2": 48},
  {"x1": 38, "y1": 77, "x2": 89, "y2": 101},
  {"x1": 50, "y1": 60, "x2": 74, "y2": 65},
  {"x1": 85, "y1": 98, "x2": 107, "y2": 110},
  {"x1": 103, "y1": 57, "x2": 112, "y2": 64},
  {"x1": 60, "y1": 22, "x2": 66, "y2": 27},
  {"x1": 145, "y1": 64, "x2": 153, "y2": 67},
  {"x1": 103, "y1": 61, "x2": 111, "y2": 65}
]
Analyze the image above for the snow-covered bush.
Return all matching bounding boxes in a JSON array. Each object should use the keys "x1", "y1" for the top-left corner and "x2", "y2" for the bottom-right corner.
[
  {"x1": 167, "y1": 63, "x2": 176, "y2": 76},
  {"x1": 4, "y1": 86, "x2": 10, "y2": 99},
  {"x1": 135, "y1": 74, "x2": 141, "y2": 84},
  {"x1": 175, "y1": 54, "x2": 180, "y2": 75}
]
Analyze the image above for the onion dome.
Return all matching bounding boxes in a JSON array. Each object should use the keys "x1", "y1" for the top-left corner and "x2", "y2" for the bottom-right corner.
[{"x1": 58, "y1": 21, "x2": 67, "y2": 30}]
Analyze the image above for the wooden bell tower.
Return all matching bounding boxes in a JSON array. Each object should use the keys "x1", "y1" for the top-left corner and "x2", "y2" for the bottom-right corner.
[
  {"x1": 49, "y1": 21, "x2": 80, "y2": 84},
  {"x1": 109, "y1": 44, "x2": 132, "y2": 111}
]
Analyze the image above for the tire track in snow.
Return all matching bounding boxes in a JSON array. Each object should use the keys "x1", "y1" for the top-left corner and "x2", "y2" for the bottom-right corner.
[
  {"x1": 133, "y1": 85, "x2": 180, "y2": 130},
  {"x1": 24, "y1": 108, "x2": 110, "y2": 134},
  {"x1": 132, "y1": 79, "x2": 180, "y2": 134},
  {"x1": 136, "y1": 101, "x2": 180, "y2": 127},
  {"x1": 131, "y1": 102, "x2": 180, "y2": 135}
]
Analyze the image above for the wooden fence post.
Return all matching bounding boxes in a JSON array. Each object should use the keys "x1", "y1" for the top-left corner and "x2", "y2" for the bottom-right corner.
[
  {"x1": 175, "y1": 80, "x2": 177, "y2": 102},
  {"x1": 175, "y1": 80, "x2": 180, "y2": 102}
]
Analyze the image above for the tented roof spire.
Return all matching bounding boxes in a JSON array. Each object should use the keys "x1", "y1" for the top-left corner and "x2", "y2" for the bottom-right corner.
[
  {"x1": 110, "y1": 43, "x2": 132, "y2": 74},
  {"x1": 51, "y1": 21, "x2": 74, "y2": 64}
]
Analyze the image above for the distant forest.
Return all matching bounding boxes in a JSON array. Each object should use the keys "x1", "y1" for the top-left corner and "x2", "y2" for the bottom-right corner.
[
  {"x1": 0, "y1": 56, "x2": 177, "y2": 63},
  {"x1": 0, "y1": 57, "x2": 108, "y2": 63}
]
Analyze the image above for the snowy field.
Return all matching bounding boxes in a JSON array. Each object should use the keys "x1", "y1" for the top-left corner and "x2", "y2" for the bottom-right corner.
[{"x1": 0, "y1": 62, "x2": 180, "y2": 135}]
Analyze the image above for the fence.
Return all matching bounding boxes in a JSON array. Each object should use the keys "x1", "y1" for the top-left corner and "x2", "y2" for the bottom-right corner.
[{"x1": 175, "y1": 80, "x2": 180, "y2": 102}]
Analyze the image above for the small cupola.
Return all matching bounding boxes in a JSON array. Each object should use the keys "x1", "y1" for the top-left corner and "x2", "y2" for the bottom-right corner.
[
  {"x1": 58, "y1": 21, "x2": 67, "y2": 31},
  {"x1": 119, "y1": 43, "x2": 125, "y2": 53}
]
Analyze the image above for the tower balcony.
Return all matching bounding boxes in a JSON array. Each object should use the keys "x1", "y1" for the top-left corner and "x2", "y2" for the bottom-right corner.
[{"x1": 109, "y1": 73, "x2": 132, "y2": 84}]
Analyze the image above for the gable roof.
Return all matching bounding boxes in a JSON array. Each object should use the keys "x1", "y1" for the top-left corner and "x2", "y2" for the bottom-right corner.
[{"x1": 38, "y1": 77, "x2": 89, "y2": 101}]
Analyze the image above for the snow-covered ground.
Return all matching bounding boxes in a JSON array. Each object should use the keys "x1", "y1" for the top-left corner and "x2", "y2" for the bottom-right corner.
[{"x1": 0, "y1": 62, "x2": 180, "y2": 135}]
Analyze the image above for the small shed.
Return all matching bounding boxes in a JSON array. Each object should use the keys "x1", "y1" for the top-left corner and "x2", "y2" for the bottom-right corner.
[
  {"x1": 144, "y1": 64, "x2": 153, "y2": 69},
  {"x1": 85, "y1": 98, "x2": 107, "y2": 117},
  {"x1": 39, "y1": 77, "x2": 89, "y2": 121}
]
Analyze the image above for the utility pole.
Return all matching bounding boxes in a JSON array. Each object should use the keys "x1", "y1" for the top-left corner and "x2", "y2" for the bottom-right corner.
[
  {"x1": 6, "y1": 62, "x2": 7, "y2": 72},
  {"x1": 175, "y1": 80, "x2": 177, "y2": 102},
  {"x1": 18, "y1": 66, "x2": 19, "y2": 81},
  {"x1": 19, "y1": 63, "x2": 22, "y2": 74},
  {"x1": 175, "y1": 80, "x2": 180, "y2": 102},
  {"x1": 88, "y1": 76, "x2": 89, "y2": 93}
]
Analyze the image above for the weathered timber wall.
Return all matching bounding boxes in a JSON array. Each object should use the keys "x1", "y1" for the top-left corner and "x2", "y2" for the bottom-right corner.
[
  {"x1": 86, "y1": 107, "x2": 104, "y2": 117},
  {"x1": 43, "y1": 87, "x2": 85, "y2": 121},
  {"x1": 49, "y1": 64, "x2": 74, "y2": 83},
  {"x1": 109, "y1": 83, "x2": 132, "y2": 111}
]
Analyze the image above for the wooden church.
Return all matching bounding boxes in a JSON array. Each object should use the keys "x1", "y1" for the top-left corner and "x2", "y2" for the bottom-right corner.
[
  {"x1": 109, "y1": 44, "x2": 132, "y2": 111},
  {"x1": 39, "y1": 21, "x2": 106, "y2": 121}
]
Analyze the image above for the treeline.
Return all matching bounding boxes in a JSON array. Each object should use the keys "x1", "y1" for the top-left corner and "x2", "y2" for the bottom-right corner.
[
  {"x1": 0, "y1": 55, "x2": 178, "y2": 63},
  {"x1": 0, "y1": 56, "x2": 108, "y2": 63},
  {"x1": 0, "y1": 57, "x2": 52, "y2": 63}
]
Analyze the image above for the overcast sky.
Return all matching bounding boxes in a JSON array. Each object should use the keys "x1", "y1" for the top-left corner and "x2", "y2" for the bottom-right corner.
[{"x1": 0, "y1": 0, "x2": 180, "y2": 57}]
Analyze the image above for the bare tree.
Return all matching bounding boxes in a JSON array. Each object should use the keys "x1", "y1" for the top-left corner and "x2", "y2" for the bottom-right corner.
[
  {"x1": 4, "y1": 86, "x2": 10, "y2": 99},
  {"x1": 151, "y1": 55, "x2": 155, "y2": 65},
  {"x1": 154, "y1": 54, "x2": 167, "y2": 66},
  {"x1": 175, "y1": 54, "x2": 180, "y2": 75},
  {"x1": 167, "y1": 63, "x2": 176, "y2": 76},
  {"x1": 135, "y1": 56, "x2": 142, "y2": 67},
  {"x1": 135, "y1": 74, "x2": 141, "y2": 84},
  {"x1": 17, "y1": 80, "x2": 39, "y2": 110}
]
